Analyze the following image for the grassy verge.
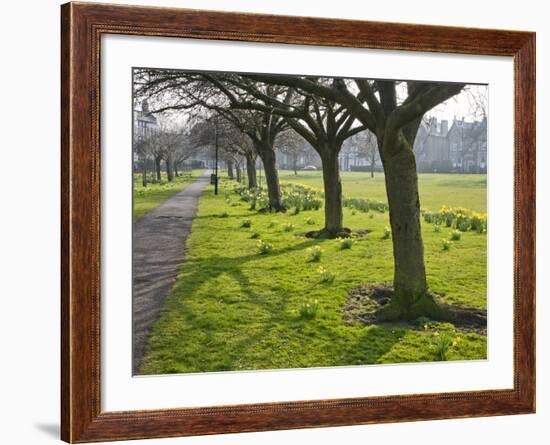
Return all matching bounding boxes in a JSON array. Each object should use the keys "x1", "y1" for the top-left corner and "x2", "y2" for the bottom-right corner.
[
  {"x1": 279, "y1": 171, "x2": 487, "y2": 212},
  {"x1": 140, "y1": 174, "x2": 487, "y2": 375},
  {"x1": 133, "y1": 170, "x2": 204, "y2": 221}
]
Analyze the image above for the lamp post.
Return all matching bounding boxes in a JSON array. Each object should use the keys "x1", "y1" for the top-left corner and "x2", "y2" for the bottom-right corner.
[{"x1": 214, "y1": 118, "x2": 219, "y2": 195}]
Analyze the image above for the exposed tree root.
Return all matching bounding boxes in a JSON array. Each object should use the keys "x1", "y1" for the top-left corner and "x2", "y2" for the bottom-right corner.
[
  {"x1": 305, "y1": 227, "x2": 352, "y2": 239},
  {"x1": 343, "y1": 283, "x2": 487, "y2": 334}
]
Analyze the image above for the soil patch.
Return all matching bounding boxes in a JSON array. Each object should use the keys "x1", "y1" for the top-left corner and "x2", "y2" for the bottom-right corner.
[
  {"x1": 343, "y1": 283, "x2": 487, "y2": 335},
  {"x1": 303, "y1": 227, "x2": 371, "y2": 239}
]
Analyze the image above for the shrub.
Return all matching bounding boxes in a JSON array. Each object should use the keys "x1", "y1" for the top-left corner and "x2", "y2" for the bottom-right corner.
[
  {"x1": 292, "y1": 206, "x2": 300, "y2": 215},
  {"x1": 278, "y1": 183, "x2": 323, "y2": 211},
  {"x1": 382, "y1": 226, "x2": 391, "y2": 239},
  {"x1": 257, "y1": 240, "x2": 273, "y2": 254},
  {"x1": 240, "y1": 219, "x2": 252, "y2": 228},
  {"x1": 423, "y1": 206, "x2": 487, "y2": 234},
  {"x1": 415, "y1": 316, "x2": 432, "y2": 330},
  {"x1": 317, "y1": 266, "x2": 335, "y2": 283},
  {"x1": 343, "y1": 197, "x2": 387, "y2": 213},
  {"x1": 299, "y1": 299, "x2": 320, "y2": 319},
  {"x1": 338, "y1": 237, "x2": 355, "y2": 250},
  {"x1": 456, "y1": 218, "x2": 470, "y2": 232},
  {"x1": 306, "y1": 246, "x2": 323, "y2": 262},
  {"x1": 267, "y1": 221, "x2": 276, "y2": 228},
  {"x1": 433, "y1": 224, "x2": 441, "y2": 233},
  {"x1": 305, "y1": 217, "x2": 315, "y2": 225},
  {"x1": 238, "y1": 188, "x2": 269, "y2": 210},
  {"x1": 351, "y1": 209, "x2": 357, "y2": 216},
  {"x1": 283, "y1": 222, "x2": 294, "y2": 232},
  {"x1": 442, "y1": 239, "x2": 451, "y2": 251},
  {"x1": 471, "y1": 215, "x2": 486, "y2": 233},
  {"x1": 431, "y1": 333, "x2": 454, "y2": 361},
  {"x1": 219, "y1": 211, "x2": 229, "y2": 218},
  {"x1": 250, "y1": 232, "x2": 260, "y2": 239},
  {"x1": 450, "y1": 230, "x2": 461, "y2": 241},
  {"x1": 369, "y1": 213, "x2": 374, "y2": 219}
]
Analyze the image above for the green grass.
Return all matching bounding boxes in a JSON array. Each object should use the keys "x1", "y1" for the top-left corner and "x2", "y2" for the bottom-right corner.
[
  {"x1": 133, "y1": 170, "x2": 204, "y2": 221},
  {"x1": 278, "y1": 171, "x2": 487, "y2": 212},
  {"x1": 139, "y1": 173, "x2": 487, "y2": 375}
]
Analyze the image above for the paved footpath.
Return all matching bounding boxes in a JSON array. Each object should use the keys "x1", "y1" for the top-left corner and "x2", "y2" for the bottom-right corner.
[{"x1": 132, "y1": 171, "x2": 211, "y2": 374}]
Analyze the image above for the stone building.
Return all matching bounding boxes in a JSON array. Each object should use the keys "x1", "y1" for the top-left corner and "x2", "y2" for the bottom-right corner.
[
  {"x1": 414, "y1": 116, "x2": 487, "y2": 173},
  {"x1": 133, "y1": 99, "x2": 158, "y2": 143},
  {"x1": 133, "y1": 100, "x2": 159, "y2": 169}
]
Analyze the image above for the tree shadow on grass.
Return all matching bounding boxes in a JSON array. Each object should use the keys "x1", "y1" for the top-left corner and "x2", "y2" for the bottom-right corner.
[
  {"x1": 338, "y1": 326, "x2": 407, "y2": 366},
  {"x1": 139, "y1": 240, "x2": 323, "y2": 374}
]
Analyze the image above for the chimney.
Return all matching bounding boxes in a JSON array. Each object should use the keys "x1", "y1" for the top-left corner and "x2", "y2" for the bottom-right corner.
[
  {"x1": 429, "y1": 117, "x2": 437, "y2": 133},
  {"x1": 440, "y1": 120, "x2": 448, "y2": 136},
  {"x1": 142, "y1": 99, "x2": 150, "y2": 114}
]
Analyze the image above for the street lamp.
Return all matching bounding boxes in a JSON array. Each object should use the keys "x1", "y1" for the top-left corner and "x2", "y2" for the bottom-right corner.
[
  {"x1": 207, "y1": 116, "x2": 219, "y2": 195},
  {"x1": 214, "y1": 119, "x2": 219, "y2": 195}
]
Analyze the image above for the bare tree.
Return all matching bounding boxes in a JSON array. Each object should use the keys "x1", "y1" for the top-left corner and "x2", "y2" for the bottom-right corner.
[
  {"x1": 244, "y1": 74, "x2": 464, "y2": 321},
  {"x1": 211, "y1": 75, "x2": 366, "y2": 236},
  {"x1": 277, "y1": 130, "x2": 308, "y2": 175},
  {"x1": 135, "y1": 68, "x2": 467, "y2": 320},
  {"x1": 343, "y1": 130, "x2": 378, "y2": 177},
  {"x1": 134, "y1": 70, "x2": 286, "y2": 210}
]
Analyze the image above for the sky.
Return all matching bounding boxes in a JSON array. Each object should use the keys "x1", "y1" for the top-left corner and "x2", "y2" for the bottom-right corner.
[{"x1": 423, "y1": 84, "x2": 488, "y2": 124}]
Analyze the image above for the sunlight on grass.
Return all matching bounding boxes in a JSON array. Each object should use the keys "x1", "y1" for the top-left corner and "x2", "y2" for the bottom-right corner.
[
  {"x1": 139, "y1": 173, "x2": 487, "y2": 375},
  {"x1": 133, "y1": 170, "x2": 204, "y2": 221},
  {"x1": 279, "y1": 171, "x2": 487, "y2": 212}
]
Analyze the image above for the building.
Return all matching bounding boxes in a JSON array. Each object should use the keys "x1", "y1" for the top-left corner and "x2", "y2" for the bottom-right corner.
[
  {"x1": 414, "y1": 116, "x2": 487, "y2": 173},
  {"x1": 339, "y1": 131, "x2": 382, "y2": 172},
  {"x1": 447, "y1": 117, "x2": 487, "y2": 173},
  {"x1": 133, "y1": 99, "x2": 158, "y2": 143},
  {"x1": 133, "y1": 100, "x2": 159, "y2": 168}
]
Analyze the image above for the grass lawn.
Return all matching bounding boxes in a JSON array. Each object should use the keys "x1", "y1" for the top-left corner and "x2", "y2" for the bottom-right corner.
[
  {"x1": 133, "y1": 170, "x2": 204, "y2": 221},
  {"x1": 278, "y1": 170, "x2": 487, "y2": 212},
  {"x1": 139, "y1": 173, "x2": 487, "y2": 375}
]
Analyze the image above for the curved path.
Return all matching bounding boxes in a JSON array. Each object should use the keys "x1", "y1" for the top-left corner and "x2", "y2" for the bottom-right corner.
[{"x1": 132, "y1": 171, "x2": 211, "y2": 374}]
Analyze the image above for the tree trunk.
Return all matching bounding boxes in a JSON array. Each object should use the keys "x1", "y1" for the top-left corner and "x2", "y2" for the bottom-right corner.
[
  {"x1": 370, "y1": 157, "x2": 375, "y2": 178},
  {"x1": 141, "y1": 158, "x2": 147, "y2": 187},
  {"x1": 165, "y1": 155, "x2": 173, "y2": 182},
  {"x1": 320, "y1": 151, "x2": 344, "y2": 236},
  {"x1": 293, "y1": 153, "x2": 298, "y2": 175},
  {"x1": 154, "y1": 156, "x2": 162, "y2": 182},
  {"x1": 227, "y1": 159, "x2": 234, "y2": 179},
  {"x1": 376, "y1": 134, "x2": 437, "y2": 321},
  {"x1": 174, "y1": 162, "x2": 179, "y2": 177},
  {"x1": 256, "y1": 143, "x2": 285, "y2": 212},
  {"x1": 235, "y1": 163, "x2": 242, "y2": 183},
  {"x1": 245, "y1": 153, "x2": 257, "y2": 189}
]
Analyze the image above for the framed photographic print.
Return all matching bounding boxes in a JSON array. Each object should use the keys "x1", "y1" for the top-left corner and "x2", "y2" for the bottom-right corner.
[{"x1": 61, "y1": 2, "x2": 535, "y2": 442}]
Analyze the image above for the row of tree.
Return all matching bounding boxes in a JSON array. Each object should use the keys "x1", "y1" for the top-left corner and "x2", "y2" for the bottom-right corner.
[{"x1": 133, "y1": 71, "x2": 465, "y2": 322}]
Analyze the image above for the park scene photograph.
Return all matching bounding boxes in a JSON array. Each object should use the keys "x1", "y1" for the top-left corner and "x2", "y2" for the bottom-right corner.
[{"x1": 132, "y1": 68, "x2": 488, "y2": 376}]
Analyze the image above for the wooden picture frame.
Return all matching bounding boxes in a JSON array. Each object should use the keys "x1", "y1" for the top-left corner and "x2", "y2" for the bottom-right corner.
[{"x1": 61, "y1": 2, "x2": 535, "y2": 442}]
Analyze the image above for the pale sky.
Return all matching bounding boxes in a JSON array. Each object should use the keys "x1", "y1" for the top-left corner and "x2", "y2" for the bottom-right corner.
[{"x1": 422, "y1": 84, "x2": 488, "y2": 124}]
